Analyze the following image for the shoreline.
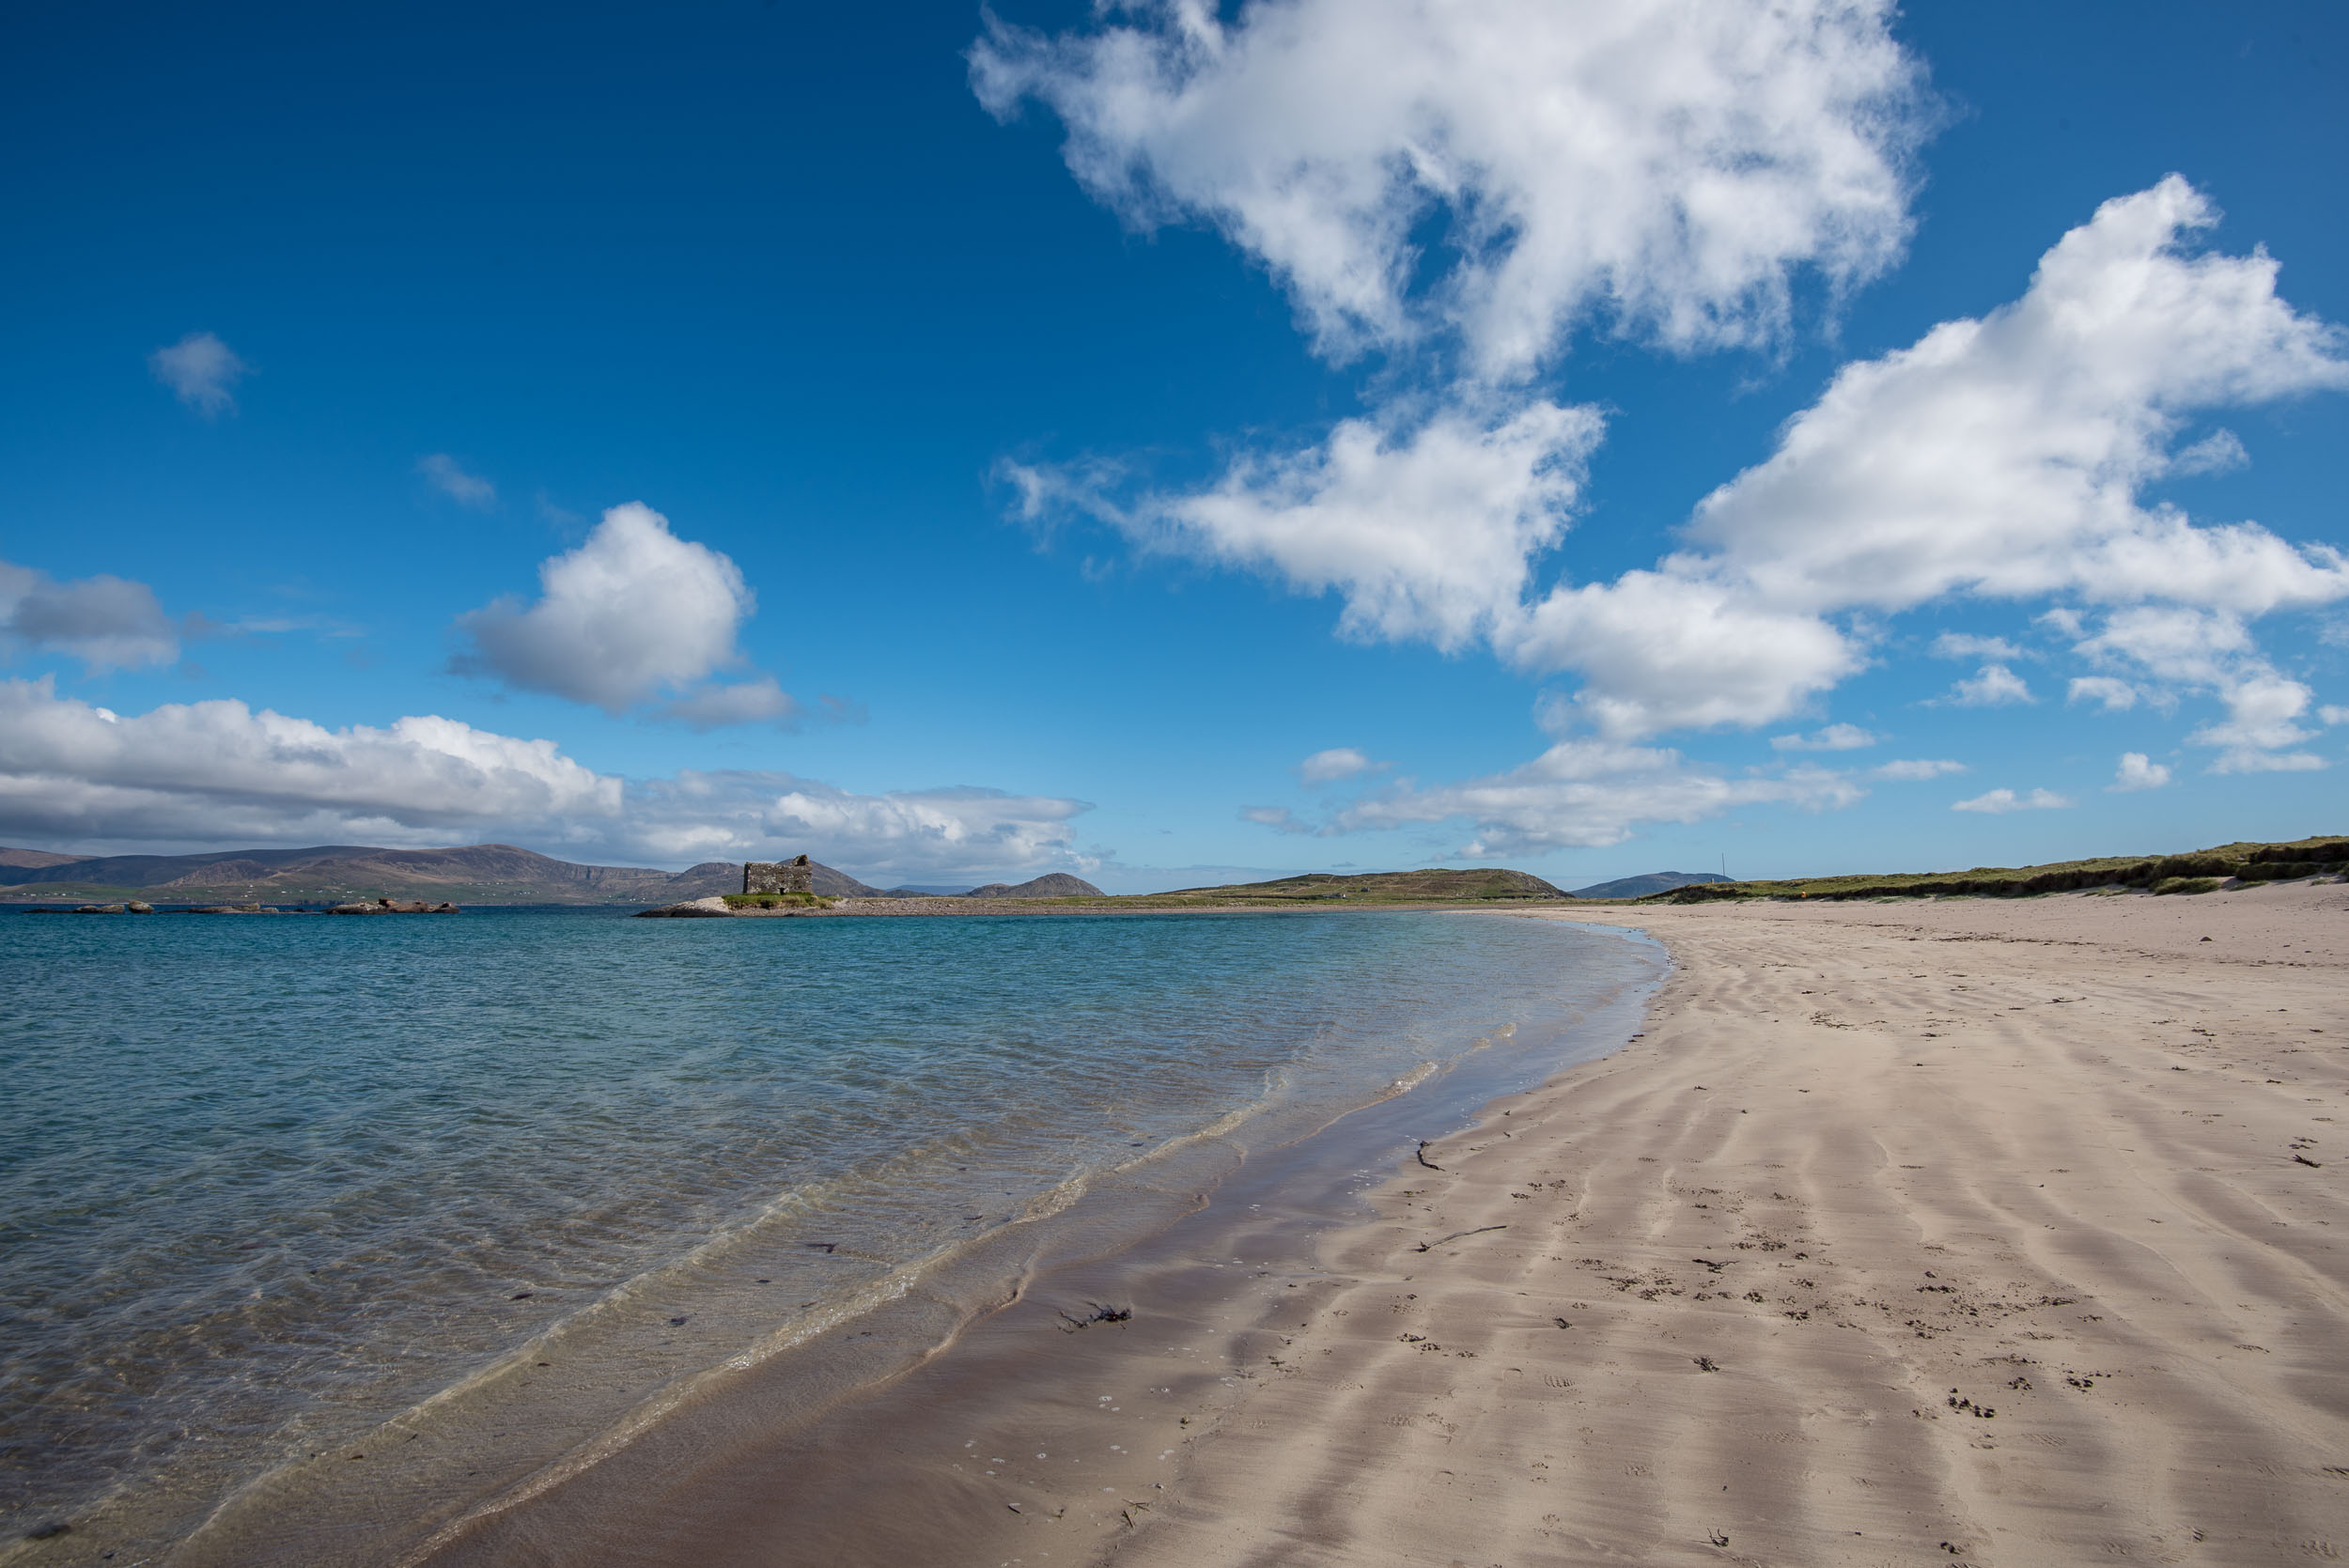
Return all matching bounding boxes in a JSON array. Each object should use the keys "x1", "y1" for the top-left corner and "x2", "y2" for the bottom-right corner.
[
  {"x1": 132, "y1": 915, "x2": 1657, "y2": 1568},
  {"x1": 381, "y1": 881, "x2": 2345, "y2": 1566}
]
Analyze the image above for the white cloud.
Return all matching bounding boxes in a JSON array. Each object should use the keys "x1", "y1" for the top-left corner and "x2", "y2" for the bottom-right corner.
[
  {"x1": 2324, "y1": 706, "x2": 2349, "y2": 726},
  {"x1": 974, "y1": 0, "x2": 1927, "y2": 376},
  {"x1": 1939, "y1": 663, "x2": 2034, "y2": 707},
  {"x1": 1297, "y1": 746, "x2": 1383, "y2": 784},
  {"x1": 1952, "y1": 787, "x2": 2072, "y2": 815},
  {"x1": 0, "y1": 678, "x2": 1093, "y2": 880},
  {"x1": 1930, "y1": 632, "x2": 2028, "y2": 661},
  {"x1": 1011, "y1": 399, "x2": 1603, "y2": 652},
  {"x1": 0, "y1": 675, "x2": 619, "y2": 846},
  {"x1": 2074, "y1": 604, "x2": 2253, "y2": 686},
  {"x1": 1673, "y1": 179, "x2": 2349, "y2": 618},
  {"x1": 2190, "y1": 674, "x2": 2326, "y2": 773},
  {"x1": 1326, "y1": 737, "x2": 1862, "y2": 854},
  {"x1": 1036, "y1": 181, "x2": 2349, "y2": 746},
  {"x1": 1506, "y1": 567, "x2": 1862, "y2": 736},
  {"x1": 1770, "y1": 722, "x2": 1876, "y2": 752},
  {"x1": 1509, "y1": 179, "x2": 2347, "y2": 735},
  {"x1": 452, "y1": 502, "x2": 792, "y2": 723},
  {"x1": 418, "y1": 454, "x2": 497, "y2": 509},
  {"x1": 2073, "y1": 605, "x2": 2321, "y2": 770},
  {"x1": 2066, "y1": 675, "x2": 2139, "y2": 711},
  {"x1": 0, "y1": 558, "x2": 180, "y2": 671},
  {"x1": 2169, "y1": 427, "x2": 2248, "y2": 476},
  {"x1": 149, "y1": 332, "x2": 248, "y2": 417},
  {"x1": 1874, "y1": 757, "x2": 1967, "y2": 781},
  {"x1": 2109, "y1": 752, "x2": 2171, "y2": 791},
  {"x1": 1239, "y1": 804, "x2": 1313, "y2": 835},
  {"x1": 616, "y1": 773, "x2": 1094, "y2": 878}
]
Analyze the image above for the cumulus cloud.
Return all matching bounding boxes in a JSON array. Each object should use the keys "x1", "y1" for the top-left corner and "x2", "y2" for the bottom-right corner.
[
  {"x1": 2189, "y1": 674, "x2": 2326, "y2": 773},
  {"x1": 1037, "y1": 181, "x2": 2348, "y2": 747},
  {"x1": 1509, "y1": 179, "x2": 2349, "y2": 736},
  {"x1": 1671, "y1": 179, "x2": 2349, "y2": 618},
  {"x1": 2067, "y1": 675, "x2": 2139, "y2": 711},
  {"x1": 1240, "y1": 804, "x2": 1313, "y2": 834},
  {"x1": 1770, "y1": 722, "x2": 1876, "y2": 752},
  {"x1": 1952, "y1": 787, "x2": 2071, "y2": 814},
  {"x1": 974, "y1": 0, "x2": 1927, "y2": 376},
  {"x1": 2324, "y1": 706, "x2": 2349, "y2": 726},
  {"x1": 1324, "y1": 738, "x2": 1862, "y2": 854},
  {"x1": 2072, "y1": 605, "x2": 2323, "y2": 770},
  {"x1": 1507, "y1": 567, "x2": 1865, "y2": 736},
  {"x1": 1939, "y1": 663, "x2": 2034, "y2": 707},
  {"x1": 2109, "y1": 753, "x2": 2172, "y2": 791},
  {"x1": 615, "y1": 772, "x2": 1095, "y2": 877},
  {"x1": 453, "y1": 502, "x2": 801, "y2": 725},
  {"x1": 1874, "y1": 757, "x2": 1967, "y2": 781},
  {"x1": 0, "y1": 678, "x2": 1092, "y2": 879},
  {"x1": 418, "y1": 454, "x2": 497, "y2": 509},
  {"x1": 1009, "y1": 399, "x2": 1602, "y2": 651},
  {"x1": 1530, "y1": 180, "x2": 2349, "y2": 733},
  {"x1": 149, "y1": 332, "x2": 248, "y2": 417},
  {"x1": 1297, "y1": 746, "x2": 1384, "y2": 784},
  {"x1": 0, "y1": 558, "x2": 180, "y2": 671},
  {"x1": 0, "y1": 675, "x2": 620, "y2": 846}
]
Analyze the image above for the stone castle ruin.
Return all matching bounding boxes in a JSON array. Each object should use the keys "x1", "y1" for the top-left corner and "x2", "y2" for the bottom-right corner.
[{"x1": 742, "y1": 854, "x2": 814, "y2": 895}]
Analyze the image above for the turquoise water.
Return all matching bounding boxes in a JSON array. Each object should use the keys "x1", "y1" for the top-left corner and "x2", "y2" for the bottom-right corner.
[{"x1": 0, "y1": 907, "x2": 1647, "y2": 1553}]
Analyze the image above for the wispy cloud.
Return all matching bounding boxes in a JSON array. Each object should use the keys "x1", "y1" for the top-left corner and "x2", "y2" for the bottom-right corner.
[
  {"x1": 1938, "y1": 664, "x2": 2033, "y2": 707},
  {"x1": 1298, "y1": 746, "x2": 1386, "y2": 784},
  {"x1": 418, "y1": 454, "x2": 497, "y2": 510},
  {"x1": 1951, "y1": 786, "x2": 2071, "y2": 814},
  {"x1": 1874, "y1": 758, "x2": 1966, "y2": 781},
  {"x1": 149, "y1": 331, "x2": 248, "y2": 418},
  {"x1": 1930, "y1": 632, "x2": 2029, "y2": 661},
  {"x1": 1770, "y1": 722, "x2": 1876, "y2": 752},
  {"x1": 2066, "y1": 675, "x2": 2139, "y2": 712}
]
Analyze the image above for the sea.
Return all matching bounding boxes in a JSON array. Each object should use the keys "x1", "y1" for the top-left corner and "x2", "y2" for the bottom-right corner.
[{"x1": 0, "y1": 905, "x2": 1658, "y2": 1561}]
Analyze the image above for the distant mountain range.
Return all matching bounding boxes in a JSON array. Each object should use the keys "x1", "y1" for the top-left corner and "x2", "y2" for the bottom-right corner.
[
  {"x1": 1567, "y1": 871, "x2": 1733, "y2": 899},
  {"x1": 0, "y1": 844, "x2": 1108, "y2": 905}
]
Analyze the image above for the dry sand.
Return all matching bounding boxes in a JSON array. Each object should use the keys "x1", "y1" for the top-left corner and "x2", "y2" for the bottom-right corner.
[{"x1": 400, "y1": 882, "x2": 2347, "y2": 1568}]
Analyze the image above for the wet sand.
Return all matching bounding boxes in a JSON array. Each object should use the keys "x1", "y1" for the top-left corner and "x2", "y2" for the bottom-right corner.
[{"x1": 235, "y1": 882, "x2": 2345, "y2": 1567}]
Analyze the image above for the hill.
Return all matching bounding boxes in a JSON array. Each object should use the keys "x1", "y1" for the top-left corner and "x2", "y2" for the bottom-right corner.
[
  {"x1": 0, "y1": 844, "x2": 886, "y2": 905},
  {"x1": 1569, "y1": 871, "x2": 1731, "y2": 900},
  {"x1": 965, "y1": 874, "x2": 1104, "y2": 898},
  {"x1": 1117, "y1": 867, "x2": 1563, "y2": 906},
  {"x1": 1642, "y1": 835, "x2": 2349, "y2": 904}
]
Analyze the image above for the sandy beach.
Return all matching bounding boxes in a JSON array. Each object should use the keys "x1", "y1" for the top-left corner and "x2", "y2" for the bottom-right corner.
[{"x1": 357, "y1": 883, "x2": 2349, "y2": 1568}]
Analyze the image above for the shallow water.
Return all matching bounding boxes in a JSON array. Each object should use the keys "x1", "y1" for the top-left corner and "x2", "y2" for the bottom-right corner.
[{"x1": 0, "y1": 906, "x2": 1642, "y2": 1556}]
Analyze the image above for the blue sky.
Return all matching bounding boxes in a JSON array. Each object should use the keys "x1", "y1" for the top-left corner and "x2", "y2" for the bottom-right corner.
[{"x1": 3, "y1": 0, "x2": 2344, "y2": 891}]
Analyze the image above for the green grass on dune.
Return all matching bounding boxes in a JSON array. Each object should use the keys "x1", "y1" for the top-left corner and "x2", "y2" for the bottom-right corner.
[{"x1": 1638, "y1": 835, "x2": 2349, "y2": 905}]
